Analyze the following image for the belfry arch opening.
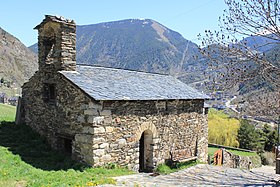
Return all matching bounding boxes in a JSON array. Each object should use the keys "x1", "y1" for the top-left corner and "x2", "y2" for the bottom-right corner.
[
  {"x1": 41, "y1": 27, "x2": 56, "y2": 63},
  {"x1": 139, "y1": 130, "x2": 154, "y2": 172}
]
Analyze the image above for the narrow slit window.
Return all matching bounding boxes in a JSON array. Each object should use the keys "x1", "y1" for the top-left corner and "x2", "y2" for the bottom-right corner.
[
  {"x1": 43, "y1": 83, "x2": 56, "y2": 103},
  {"x1": 49, "y1": 84, "x2": 55, "y2": 101}
]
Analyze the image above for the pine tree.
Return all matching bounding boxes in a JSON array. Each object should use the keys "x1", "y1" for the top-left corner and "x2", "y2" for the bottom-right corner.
[
  {"x1": 237, "y1": 120, "x2": 262, "y2": 151},
  {"x1": 262, "y1": 124, "x2": 278, "y2": 152}
]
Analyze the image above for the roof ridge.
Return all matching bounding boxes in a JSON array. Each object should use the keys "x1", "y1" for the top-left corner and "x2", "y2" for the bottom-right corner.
[{"x1": 76, "y1": 63, "x2": 170, "y2": 76}]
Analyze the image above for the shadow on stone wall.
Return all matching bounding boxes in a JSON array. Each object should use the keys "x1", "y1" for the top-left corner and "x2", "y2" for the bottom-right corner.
[{"x1": 0, "y1": 121, "x2": 87, "y2": 171}]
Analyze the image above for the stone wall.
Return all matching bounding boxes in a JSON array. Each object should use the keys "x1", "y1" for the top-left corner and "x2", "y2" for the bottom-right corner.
[
  {"x1": 21, "y1": 74, "x2": 208, "y2": 170},
  {"x1": 21, "y1": 70, "x2": 94, "y2": 163},
  {"x1": 73, "y1": 99, "x2": 208, "y2": 170},
  {"x1": 222, "y1": 149, "x2": 261, "y2": 169}
]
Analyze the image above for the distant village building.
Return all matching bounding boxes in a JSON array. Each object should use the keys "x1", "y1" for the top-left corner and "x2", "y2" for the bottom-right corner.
[
  {"x1": 18, "y1": 15, "x2": 209, "y2": 171},
  {"x1": 8, "y1": 96, "x2": 18, "y2": 106},
  {"x1": 0, "y1": 93, "x2": 8, "y2": 104}
]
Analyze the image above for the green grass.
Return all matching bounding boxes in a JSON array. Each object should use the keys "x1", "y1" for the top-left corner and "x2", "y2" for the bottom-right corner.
[
  {"x1": 0, "y1": 104, "x2": 16, "y2": 122},
  {"x1": 208, "y1": 146, "x2": 258, "y2": 157},
  {"x1": 0, "y1": 122, "x2": 133, "y2": 187},
  {"x1": 208, "y1": 147, "x2": 219, "y2": 156},
  {"x1": 155, "y1": 160, "x2": 199, "y2": 174},
  {"x1": 227, "y1": 149, "x2": 258, "y2": 156}
]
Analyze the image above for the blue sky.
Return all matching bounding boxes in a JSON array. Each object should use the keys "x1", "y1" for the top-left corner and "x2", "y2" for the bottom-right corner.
[{"x1": 0, "y1": 1, "x2": 227, "y2": 46}]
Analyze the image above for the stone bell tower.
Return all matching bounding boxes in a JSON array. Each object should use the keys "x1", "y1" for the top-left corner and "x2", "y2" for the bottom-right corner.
[{"x1": 34, "y1": 15, "x2": 76, "y2": 71}]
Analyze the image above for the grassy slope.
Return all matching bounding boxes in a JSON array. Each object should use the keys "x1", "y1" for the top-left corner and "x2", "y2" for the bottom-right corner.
[
  {"x1": 0, "y1": 122, "x2": 133, "y2": 187},
  {"x1": 0, "y1": 104, "x2": 16, "y2": 122}
]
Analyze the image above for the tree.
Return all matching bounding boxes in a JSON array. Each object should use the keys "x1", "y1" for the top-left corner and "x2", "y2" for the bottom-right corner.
[
  {"x1": 237, "y1": 120, "x2": 263, "y2": 151},
  {"x1": 238, "y1": 120, "x2": 279, "y2": 152},
  {"x1": 198, "y1": 0, "x2": 280, "y2": 120},
  {"x1": 262, "y1": 124, "x2": 278, "y2": 151},
  {"x1": 208, "y1": 109, "x2": 240, "y2": 147}
]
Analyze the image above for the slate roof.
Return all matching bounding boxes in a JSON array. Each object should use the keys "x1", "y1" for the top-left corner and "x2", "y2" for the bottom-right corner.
[
  {"x1": 59, "y1": 65, "x2": 209, "y2": 101},
  {"x1": 34, "y1": 15, "x2": 75, "y2": 30}
]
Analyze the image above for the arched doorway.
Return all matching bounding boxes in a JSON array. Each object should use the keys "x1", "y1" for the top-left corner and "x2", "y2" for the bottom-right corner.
[{"x1": 139, "y1": 130, "x2": 153, "y2": 172}]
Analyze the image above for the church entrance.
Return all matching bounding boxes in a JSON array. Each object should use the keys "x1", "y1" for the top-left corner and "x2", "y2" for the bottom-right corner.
[{"x1": 139, "y1": 130, "x2": 154, "y2": 172}]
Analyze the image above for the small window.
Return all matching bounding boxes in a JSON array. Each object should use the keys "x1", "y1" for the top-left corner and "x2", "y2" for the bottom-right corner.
[
  {"x1": 57, "y1": 136, "x2": 73, "y2": 155},
  {"x1": 43, "y1": 83, "x2": 56, "y2": 103}
]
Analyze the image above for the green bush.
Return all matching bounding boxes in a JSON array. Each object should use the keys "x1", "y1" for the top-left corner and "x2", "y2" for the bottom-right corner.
[{"x1": 260, "y1": 152, "x2": 276, "y2": 166}]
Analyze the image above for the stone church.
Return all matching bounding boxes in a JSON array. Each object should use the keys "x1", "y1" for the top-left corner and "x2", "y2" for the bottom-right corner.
[{"x1": 19, "y1": 15, "x2": 209, "y2": 172}]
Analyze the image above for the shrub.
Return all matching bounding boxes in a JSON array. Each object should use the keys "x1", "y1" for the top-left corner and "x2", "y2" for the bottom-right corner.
[{"x1": 260, "y1": 152, "x2": 275, "y2": 166}]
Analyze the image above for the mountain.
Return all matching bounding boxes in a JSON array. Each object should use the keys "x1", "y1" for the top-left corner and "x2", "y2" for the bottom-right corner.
[
  {"x1": 30, "y1": 19, "x2": 206, "y2": 83},
  {"x1": 77, "y1": 19, "x2": 202, "y2": 74},
  {"x1": 16, "y1": 18, "x2": 280, "y2": 120},
  {"x1": 0, "y1": 27, "x2": 38, "y2": 94},
  {"x1": 240, "y1": 34, "x2": 279, "y2": 53},
  {"x1": 28, "y1": 21, "x2": 280, "y2": 82},
  {"x1": 28, "y1": 19, "x2": 279, "y2": 119}
]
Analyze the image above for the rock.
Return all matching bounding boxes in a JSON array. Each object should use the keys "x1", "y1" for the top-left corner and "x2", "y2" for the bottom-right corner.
[
  {"x1": 93, "y1": 137, "x2": 105, "y2": 144},
  {"x1": 118, "y1": 138, "x2": 127, "y2": 148},
  {"x1": 105, "y1": 126, "x2": 114, "y2": 133},
  {"x1": 81, "y1": 127, "x2": 94, "y2": 134},
  {"x1": 77, "y1": 115, "x2": 85, "y2": 123},
  {"x1": 100, "y1": 110, "x2": 111, "y2": 116},
  {"x1": 75, "y1": 134, "x2": 93, "y2": 143},
  {"x1": 88, "y1": 102, "x2": 102, "y2": 110},
  {"x1": 101, "y1": 154, "x2": 112, "y2": 162},
  {"x1": 93, "y1": 157, "x2": 100, "y2": 163},
  {"x1": 84, "y1": 109, "x2": 99, "y2": 116},
  {"x1": 110, "y1": 143, "x2": 118, "y2": 148},
  {"x1": 100, "y1": 143, "x2": 109, "y2": 149},
  {"x1": 93, "y1": 116, "x2": 104, "y2": 124},
  {"x1": 93, "y1": 149, "x2": 105, "y2": 156},
  {"x1": 94, "y1": 126, "x2": 105, "y2": 134}
]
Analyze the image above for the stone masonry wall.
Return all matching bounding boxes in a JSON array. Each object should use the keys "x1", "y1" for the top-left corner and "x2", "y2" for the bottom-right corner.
[
  {"x1": 81, "y1": 99, "x2": 208, "y2": 170},
  {"x1": 222, "y1": 150, "x2": 261, "y2": 169},
  {"x1": 21, "y1": 71, "x2": 96, "y2": 164},
  {"x1": 36, "y1": 17, "x2": 76, "y2": 71},
  {"x1": 22, "y1": 74, "x2": 208, "y2": 170}
]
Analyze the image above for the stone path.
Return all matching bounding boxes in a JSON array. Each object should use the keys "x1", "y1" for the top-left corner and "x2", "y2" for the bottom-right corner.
[{"x1": 100, "y1": 165, "x2": 280, "y2": 187}]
